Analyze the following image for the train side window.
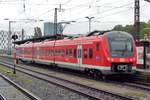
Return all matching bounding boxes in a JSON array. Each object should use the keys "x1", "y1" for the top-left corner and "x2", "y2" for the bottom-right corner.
[
  {"x1": 45, "y1": 50, "x2": 47, "y2": 56},
  {"x1": 69, "y1": 49, "x2": 72, "y2": 57},
  {"x1": 84, "y1": 49, "x2": 88, "y2": 58},
  {"x1": 51, "y1": 50, "x2": 53, "y2": 56},
  {"x1": 89, "y1": 48, "x2": 93, "y2": 59},
  {"x1": 54, "y1": 50, "x2": 56, "y2": 56},
  {"x1": 44, "y1": 50, "x2": 46, "y2": 56},
  {"x1": 58, "y1": 50, "x2": 61, "y2": 56},
  {"x1": 49, "y1": 49, "x2": 51, "y2": 56},
  {"x1": 57, "y1": 50, "x2": 59, "y2": 56},
  {"x1": 60, "y1": 50, "x2": 61, "y2": 56},
  {"x1": 66, "y1": 49, "x2": 68, "y2": 57},
  {"x1": 41, "y1": 49, "x2": 43, "y2": 56},
  {"x1": 78, "y1": 49, "x2": 81, "y2": 58},
  {"x1": 55, "y1": 50, "x2": 57, "y2": 56},
  {"x1": 34, "y1": 48, "x2": 36, "y2": 55},
  {"x1": 61, "y1": 50, "x2": 64, "y2": 57},
  {"x1": 47, "y1": 49, "x2": 49, "y2": 56},
  {"x1": 73, "y1": 49, "x2": 77, "y2": 58},
  {"x1": 48, "y1": 49, "x2": 50, "y2": 55},
  {"x1": 60, "y1": 50, "x2": 62, "y2": 56},
  {"x1": 96, "y1": 42, "x2": 99, "y2": 51},
  {"x1": 57, "y1": 50, "x2": 58, "y2": 56}
]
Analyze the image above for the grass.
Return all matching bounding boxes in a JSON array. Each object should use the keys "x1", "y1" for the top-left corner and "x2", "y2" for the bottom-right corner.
[
  {"x1": 124, "y1": 91, "x2": 147, "y2": 98},
  {"x1": 0, "y1": 65, "x2": 33, "y2": 84}
]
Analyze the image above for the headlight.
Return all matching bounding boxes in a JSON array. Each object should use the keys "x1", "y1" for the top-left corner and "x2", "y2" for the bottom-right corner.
[
  {"x1": 111, "y1": 58, "x2": 114, "y2": 62},
  {"x1": 107, "y1": 57, "x2": 110, "y2": 61}
]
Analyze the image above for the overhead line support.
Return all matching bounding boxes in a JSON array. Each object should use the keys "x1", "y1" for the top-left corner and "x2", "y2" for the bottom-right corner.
[{"x1": 134, "y1": 0, "x2": 140, "y2": 41}]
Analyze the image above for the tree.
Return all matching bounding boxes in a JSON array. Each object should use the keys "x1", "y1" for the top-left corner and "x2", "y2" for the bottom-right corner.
[
  {"x1": 140, "y1": 21, "x2": 150, "y2": 38},
  {"x1": 139, "y1": 22, "x2": 146, "y2": 37},
  {"x1": 112, "y1": 20, "x2": 150, "y2": 39},
  {"x1": 123, "y1": 25, "x2": 134, "y2": 34},
  {"x1": 113, "y1": 25, "x2": 123, "y2": 31}
]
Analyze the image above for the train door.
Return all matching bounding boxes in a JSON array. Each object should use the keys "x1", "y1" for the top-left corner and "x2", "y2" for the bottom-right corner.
[{"x1": 77, "y1": 45, "x2": 82, "y2": 66}]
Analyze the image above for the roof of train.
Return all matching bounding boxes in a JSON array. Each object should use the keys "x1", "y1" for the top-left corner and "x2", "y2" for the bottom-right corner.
[
  {"x1": 14, "y1": 30, "x2": 110, "y2": 45},
  {"x1": 15, "y1": 31, "x2": 133, "y2": 46},
  {"x1": 23, "y1": 35, "x2": 103, "y2": 47}
]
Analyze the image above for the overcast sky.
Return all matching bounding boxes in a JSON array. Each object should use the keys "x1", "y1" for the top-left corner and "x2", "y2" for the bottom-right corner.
[{"x1": 0, "y1": 0, "x2": 150, "y2": 35}]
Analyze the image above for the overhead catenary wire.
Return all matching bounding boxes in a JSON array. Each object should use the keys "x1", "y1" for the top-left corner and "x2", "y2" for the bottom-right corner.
[
  {"x1": 64, "y1": 3, "x2": 148, "y2": 31},
  {"x1": 66, "y1": 2, "x2": 135, "y2": 22},
  {"x1": 1, "y1": 0, "x2": 134, "y2": 22},
  {"x1": 61, "y1": 0, "x2": 73, "y2": 5},
  {"x1": 1, "y1": 0, "x2": 150, "y2": 35},
  {"x1": 95, "y1": 4, "x2": 149, "y2": 20},
  {"x1": 47, "y1": 1, "x2": 133, "y2": 23},
  {"x1": 34, "y1": 1, "x2": 138, "y2": 25},
  {"x1": 35, "y1": 0, "x2": 135, "y2": 22},
  {"x1": 67, "y1": 0, "x2": 150, "y2": 22}
]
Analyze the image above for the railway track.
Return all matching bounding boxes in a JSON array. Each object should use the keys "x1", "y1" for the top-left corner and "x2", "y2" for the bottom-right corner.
[
  {"x1": 0, "y1": 72, "x2": 41, "y2": 100},
  {"x1": 0, "y1": 94, "x2": 5, "y2": 100},
  {"x1": 0, "y1": 61, "x2": 134, "y2": 100},
  {"x1": 122, "y1": 82, "x2": 150, "y2": 91},
  {"x1": 1, "y1": 58, "x2": 150, "y2": 92},
  {"x1": 1, "y1": 57, "x2": 150, "y2": 98},
  {"x1": 105, "y1": 77, "x2": 150, "y2": 92}
]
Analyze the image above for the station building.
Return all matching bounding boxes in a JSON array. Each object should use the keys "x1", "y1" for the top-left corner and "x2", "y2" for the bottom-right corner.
[{"x1": 43, "y1": 22, "x2": 63, "y2": 36}]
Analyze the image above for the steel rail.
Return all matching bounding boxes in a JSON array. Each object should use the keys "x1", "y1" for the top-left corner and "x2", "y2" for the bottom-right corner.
[
  {"x1": 0, "y1": 94, "x2": 5, "y2": 100},
  {"x1": 0, "y1": 61, "x2": 134, "y2": 100},
  {"x1": 0, "y1": 72, "x2": 41, "y2": 100},
  {"x1": 1, "y1": 58, "x2": 150, "y2": 92},
  {"x1": 123, "y1": 82, "x2": 150, "y2": 91}
]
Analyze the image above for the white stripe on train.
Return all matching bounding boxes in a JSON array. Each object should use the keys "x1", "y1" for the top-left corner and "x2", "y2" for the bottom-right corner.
[{"x1": 18, "y1": 57, "x2": 136, "y2": 71}]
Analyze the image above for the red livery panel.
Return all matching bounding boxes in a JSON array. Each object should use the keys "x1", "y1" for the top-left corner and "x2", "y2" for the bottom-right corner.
[{"x1": 16, "y1": 31, "x2": 137, "y2": 76}]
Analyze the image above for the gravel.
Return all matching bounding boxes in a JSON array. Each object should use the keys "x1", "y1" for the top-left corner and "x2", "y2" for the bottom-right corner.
[
  {"x1": 0, "y1": 77, "x2": 30, "y2": 100},
  {"x1": 1, "y1": 69, "x2": 90, "y2": 100}
]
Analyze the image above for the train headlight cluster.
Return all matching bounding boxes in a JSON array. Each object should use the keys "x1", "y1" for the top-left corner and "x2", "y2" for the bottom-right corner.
[
  {"x1": 111, "y1": 58, "x2": 114, "y2": 62},
  {"x1": 107, "y1": 57, "x2": 114, "y2": 62},
  {"x1": 130, "y1": 58, "x2": 133, "y2": 62},
  {"x1": 107, "y1": 57, "x2": 110, "y2": 61}
]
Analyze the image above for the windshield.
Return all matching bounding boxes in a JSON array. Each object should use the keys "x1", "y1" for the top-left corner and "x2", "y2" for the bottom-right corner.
[{"x1": 108, "y1": 37, "x2": 133, "y2": 57}]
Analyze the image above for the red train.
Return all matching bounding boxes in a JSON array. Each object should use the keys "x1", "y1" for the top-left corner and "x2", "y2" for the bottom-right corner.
[{"x1": 15, "y1": 31, "x2": 137, "y2": 77}]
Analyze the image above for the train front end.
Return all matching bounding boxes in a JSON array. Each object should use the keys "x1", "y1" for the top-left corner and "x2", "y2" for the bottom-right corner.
[{"x1": 102, "y1": 31, "x2": 137, "y2": 75}]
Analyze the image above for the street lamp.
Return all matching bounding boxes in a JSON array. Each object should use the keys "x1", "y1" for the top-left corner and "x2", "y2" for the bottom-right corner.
[
  {"x1": 58, "y1": 21, "x2": 76, "y2": 34},
  {"x1": 85, "y1": 16, "x2": 94, "y2": 33}
]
